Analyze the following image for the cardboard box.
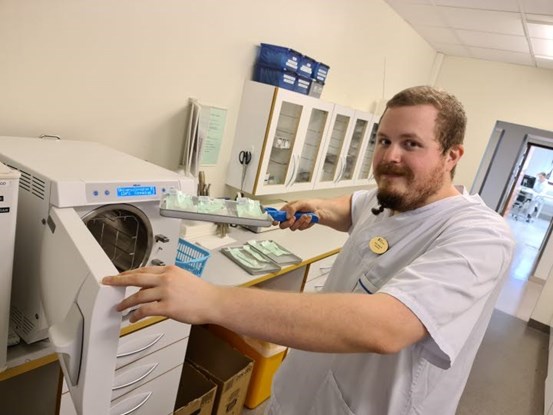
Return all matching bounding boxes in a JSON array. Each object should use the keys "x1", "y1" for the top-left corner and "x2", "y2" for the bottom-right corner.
[
  {"x1": 207, "y1": 325, "x2": 286, "y2": 409},
  {"x1": 174, "y1": 362, "x2": 217, "y2": 415},
  {"x1": 186, "y1": 326, "x2": 254, "y2": 415}
]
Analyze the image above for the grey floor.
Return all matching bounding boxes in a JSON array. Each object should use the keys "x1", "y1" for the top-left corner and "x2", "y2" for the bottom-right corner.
[
  {"x1": 456, "y1": 309, "x2": 548, "y2": 415},
  {"x1": 243, "y1": 216, "x2": 551, "y2": 415}
]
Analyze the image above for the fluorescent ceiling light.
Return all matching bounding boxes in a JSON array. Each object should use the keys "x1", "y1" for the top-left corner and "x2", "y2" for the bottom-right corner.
[
  {"x1": 535, "y1": 54, "x2": 553, "y2": 61},
  {"x1": 531, "y1": 37, "x2": 553, "y2": 58},
  {"x1": 527, "y1": 20, "x2": 553, "y2": 40}
]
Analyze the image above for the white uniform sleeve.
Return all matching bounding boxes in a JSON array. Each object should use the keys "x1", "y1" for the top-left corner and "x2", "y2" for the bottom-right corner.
[{"x1": 378, "y1": 218, "x2": 514, "y2": 369}]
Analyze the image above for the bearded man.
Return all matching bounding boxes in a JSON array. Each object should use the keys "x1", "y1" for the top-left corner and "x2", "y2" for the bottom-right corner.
[{"x1": 104, "y1": 86, "x2": 514, "y2": 415}]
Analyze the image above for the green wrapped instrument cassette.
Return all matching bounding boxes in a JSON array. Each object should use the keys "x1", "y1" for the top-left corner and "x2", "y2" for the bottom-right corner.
[
  {"x1": 160, "y1": 191, "x2": 318, "y2": 227},
  {"x1": 221, "y1": 240, "x2": 302, "y2": 275}
]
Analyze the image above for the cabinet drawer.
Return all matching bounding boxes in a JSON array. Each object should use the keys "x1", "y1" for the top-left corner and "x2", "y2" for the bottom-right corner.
[
  {"x1": 110, "y1": 365, "x2": 182, "y2": 415},
  {"x1": 60, "y1": 338, "x2": 188, "y2": 412},
  {"x1": 112, "y1": 336, "x2": 188, "y2": 400},
  {"x1": 305, "y1": 255, "x2": 335, "y2": 282},
  {"x1": 62, "y1": 320, "x2": 190, "y2": 394},
  {"x1": 117, "y1": 319, "x2": 190, "y2": 369},
  {"x1": 60, "y1": 365, "x2": 183, "y2": 415},
  {"x1": 304, "y1": 274, "x2": 328, "y2": 293}
]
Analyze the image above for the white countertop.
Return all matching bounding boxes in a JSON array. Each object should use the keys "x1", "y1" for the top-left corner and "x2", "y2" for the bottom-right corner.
[{"x1": 193, "y1": 224, "x2": 348, "y2": 287}]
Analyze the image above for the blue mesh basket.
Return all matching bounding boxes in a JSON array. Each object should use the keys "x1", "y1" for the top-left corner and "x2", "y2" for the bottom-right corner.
[{"x1": 175, "y1": 238, "x2": 211, "y2": 277}]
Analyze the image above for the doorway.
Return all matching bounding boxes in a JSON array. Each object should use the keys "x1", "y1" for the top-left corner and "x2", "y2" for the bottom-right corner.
[
  {"x1": 472, "y1": 121, "x2": 553, "y2": 320},
  {"x1": 501, "y1": 144, "x2": 553, "y2": 282}
]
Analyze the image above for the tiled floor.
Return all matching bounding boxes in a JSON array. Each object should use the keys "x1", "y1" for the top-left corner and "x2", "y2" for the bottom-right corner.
[{"x1": 495, "y1": 215, "x2": 550, "y2": 321}]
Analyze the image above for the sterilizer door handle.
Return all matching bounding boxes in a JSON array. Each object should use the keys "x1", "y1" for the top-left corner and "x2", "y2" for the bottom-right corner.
[{"x1": 48, "y1": 302, "x2": 84, "y2": 386}]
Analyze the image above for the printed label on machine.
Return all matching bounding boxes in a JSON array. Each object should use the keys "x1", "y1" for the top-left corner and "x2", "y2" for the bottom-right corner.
[{"x1": 0, "y1": 207, "x2": 10, "y2": 213}]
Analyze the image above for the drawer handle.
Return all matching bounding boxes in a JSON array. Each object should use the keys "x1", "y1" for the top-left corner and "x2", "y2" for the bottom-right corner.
[
  {"x1": 113, "y1": 362, "x2": 159, "y2": 391},
  {"x1": 111, "y1": 391, "x2": 152, "y2": 415},
  {"x1": 117, "y1": 333, "x2": 164, "y2": 358}
]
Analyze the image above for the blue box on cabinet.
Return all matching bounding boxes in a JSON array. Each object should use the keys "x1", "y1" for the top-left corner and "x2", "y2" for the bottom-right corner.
[
  {"x1": 298, "y1": 55, "x2": 316, "y2": 78},
  {"x1": 258, "y1": 43, "x2": 301, "y2": 72},
  {"x1": 254, "y1": 64, "x2": 297, "y2": 91},
  {"x1": 295, "y1": 75, "x2": 311, "y2": 95},
  {"x1": 312, "y1": 62, "x2": 330, "y2": 83}
]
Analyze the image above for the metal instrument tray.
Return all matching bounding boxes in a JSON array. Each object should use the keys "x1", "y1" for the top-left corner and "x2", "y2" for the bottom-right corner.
[
  {"x1": 159, "y1": 195, "x2": 274, "y2": 227},
  {"x1": 220, "y1": 245, "x2": 281, "y2": 275}
]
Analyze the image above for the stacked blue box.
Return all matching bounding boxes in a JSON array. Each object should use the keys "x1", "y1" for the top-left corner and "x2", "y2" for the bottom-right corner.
[
  {"x1": 298, "y1": 55, "x2": 316, "y2": 78},
  {"x1": 254, "y1": 64, "x2": 297, "y2": 91},
  {"x1": 255, "y1": 43, "x2": 329, "y2": 95},
  {"x1": 295, "y1": 75, "x2": 311, "y2": 95},
  {"x1": 258, "y1": 43, "x2": 301, "y2": 72},
  {"x1": 312, "y1": 62, "x2": 330, "y2": 83}
]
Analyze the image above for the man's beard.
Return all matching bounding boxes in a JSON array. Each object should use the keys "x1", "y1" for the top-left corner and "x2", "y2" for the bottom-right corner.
[{"x1": 375, "y1": 162, "x2": 445, "y2": 212}]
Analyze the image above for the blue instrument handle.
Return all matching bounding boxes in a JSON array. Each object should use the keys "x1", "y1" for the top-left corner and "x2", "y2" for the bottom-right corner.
[{"x1": 265, "y1": 207, "x2": 319, "y2": 224}]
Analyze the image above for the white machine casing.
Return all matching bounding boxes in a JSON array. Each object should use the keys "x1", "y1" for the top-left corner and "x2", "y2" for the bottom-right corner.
[
  {"x1": 0, "y1": 136, "x2": 194, "y2": 415},
  {"x1": 0, "y1": 163, "x2": 20, "y2": 373}
]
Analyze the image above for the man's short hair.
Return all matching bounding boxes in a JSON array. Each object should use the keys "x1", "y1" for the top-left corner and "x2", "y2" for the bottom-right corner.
[{"x1": 384, "y1": 85, "x2": 467, "y2": 154}]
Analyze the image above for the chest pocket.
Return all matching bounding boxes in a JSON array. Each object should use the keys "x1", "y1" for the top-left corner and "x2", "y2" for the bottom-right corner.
[{"x1": 352, "y1": 241, "x2": 397, "y2": 295}]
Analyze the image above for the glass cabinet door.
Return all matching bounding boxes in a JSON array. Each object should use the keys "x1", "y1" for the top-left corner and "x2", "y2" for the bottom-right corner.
[
  {"x1": 264, "y1": 101, "x2": 302, "y2": 186},
  {"x1": 342, "y1": 117, "x2": 369, "y2": 181},
  {"x1": 319, "y1": 112, "x2": 352, "y2": 184},
  {"x1": 355, "y1": 120, "x2": 378, "y2": 183},
  {"x1": 294, "y1": 108, "x2": 329, "y2": 185}
]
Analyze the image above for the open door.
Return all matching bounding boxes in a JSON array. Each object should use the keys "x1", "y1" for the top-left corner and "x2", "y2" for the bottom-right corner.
[{"x1": 41, "y1": 206, "x2": 125, "y2": 414}]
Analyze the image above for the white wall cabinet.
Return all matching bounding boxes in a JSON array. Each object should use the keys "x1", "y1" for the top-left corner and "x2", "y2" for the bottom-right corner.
[
  {"x1": 226, "y1": 81, "x2": 377, "y2": 196},
  {"x1": 315, "y1": 108, "x2": 376, "y2": 189}
]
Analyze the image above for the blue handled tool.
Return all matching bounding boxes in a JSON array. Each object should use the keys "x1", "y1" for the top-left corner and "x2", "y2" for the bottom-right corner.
[{"x1": 265, "y1": 207, "x2": 319, "y2": 224}]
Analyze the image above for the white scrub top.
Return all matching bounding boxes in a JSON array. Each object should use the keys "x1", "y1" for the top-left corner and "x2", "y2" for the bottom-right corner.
[{"x1": 268, "y1": 187, "x2": 514, "y2": 415}]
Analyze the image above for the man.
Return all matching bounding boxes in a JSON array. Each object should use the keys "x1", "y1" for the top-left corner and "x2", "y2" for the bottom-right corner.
[
  {"x1": 103, "y1": 86, "x2": 514, "y2": 414},
  {"x1": 525, "y1": 171, "x2": 548, "y2": 222}
]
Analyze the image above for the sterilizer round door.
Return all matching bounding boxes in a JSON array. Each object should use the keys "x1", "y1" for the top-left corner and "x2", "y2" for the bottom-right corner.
[{"x1": 82, "y1": 204, "x2": 153, "y2": 272}]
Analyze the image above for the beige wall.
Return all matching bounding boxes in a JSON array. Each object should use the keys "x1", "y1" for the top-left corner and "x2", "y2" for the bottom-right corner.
[
  {"x1": 436, "y1": 57, "x2": 553, "y2": 326},
  {"x1": 0, "y1": 0, "x2": 436, "y2": 198},
  {"x1": 435, "y1": 56, "x2": 553, "y2": 189}
]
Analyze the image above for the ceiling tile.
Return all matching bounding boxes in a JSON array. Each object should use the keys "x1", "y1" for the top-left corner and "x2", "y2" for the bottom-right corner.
[
  {"x1": 385, "y1": 3, "x2": 447, "y2": 26},
  {"x1": 430, "y1": 42, "x2": 471, "y2": 57},
  {"x1": 412, "y1": 25, "x2": 460, "y2": 44},
  {"x1": 523, "y1": 0, "x2": 553, "y2": 16},
  {"x1": 434, "y1": 0, "x2": 519, "y2": 12},
  {"x1": 456, "y1": 30, "x2": 530, "y2": 52},
  {"x1": 467, "y1": 47, "x2": 534, "y2": 65},
  {"x1": 439, "y1": 8, "x2": 525, "y2": 35},
  {"x1": 531, "y1": 37, "x2": 553, "y2": 56}
]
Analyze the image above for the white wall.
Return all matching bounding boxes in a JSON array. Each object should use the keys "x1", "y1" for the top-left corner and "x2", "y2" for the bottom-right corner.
[
  {"x1": 0, "y1": 0, "x2": 436, "y2": 199},
  {"x1": 3, "y1": 1, "x2": 552, "y2": 324}
]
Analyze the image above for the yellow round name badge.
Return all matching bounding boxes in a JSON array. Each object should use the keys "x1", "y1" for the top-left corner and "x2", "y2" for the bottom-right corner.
[{"x1": 369, "y1": 236, "x2": 389, "y2": 255}]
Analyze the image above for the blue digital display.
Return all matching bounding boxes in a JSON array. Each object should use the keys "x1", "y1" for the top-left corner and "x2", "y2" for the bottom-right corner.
[{"x1": 117, "y1": 186, "x2": 157, "y2": 197}]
